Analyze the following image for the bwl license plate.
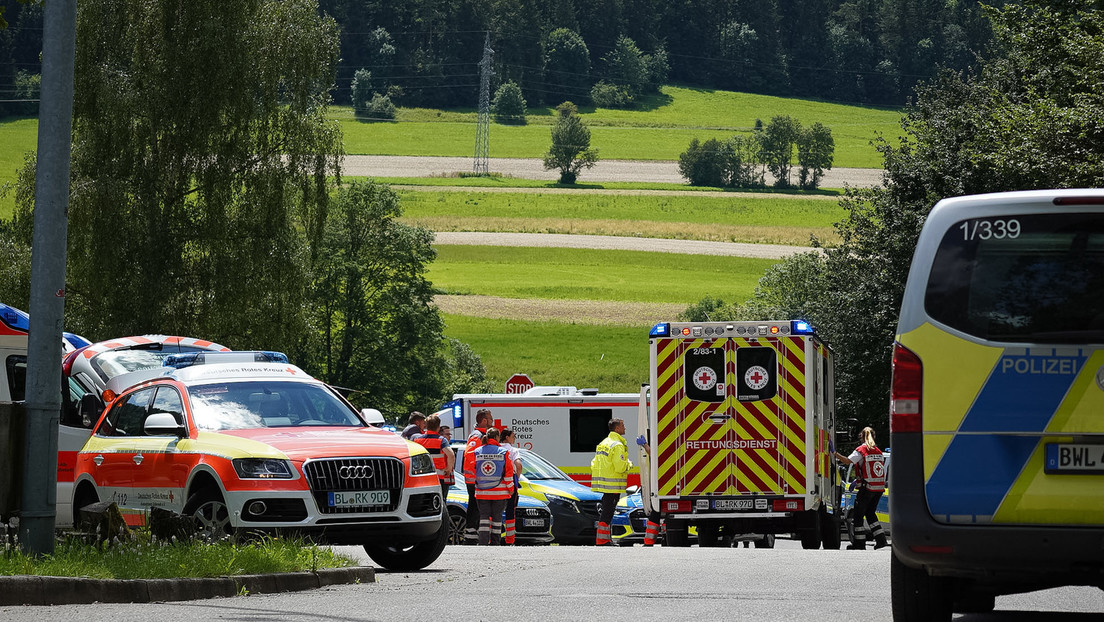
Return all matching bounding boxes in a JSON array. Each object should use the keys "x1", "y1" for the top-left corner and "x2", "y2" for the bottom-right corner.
[
  {"x1": 714, "y1": 499, "x2": 753, "y2": 510},
  {"x1": 328, "y1": 490, "x2": 391, "y2": 507},
  {"x1": 1044, "y1": 444, "x2": 1104, "y2": 474},
  {"x1": 523, "y1": 518, "x2": 545, "y2": 527}
]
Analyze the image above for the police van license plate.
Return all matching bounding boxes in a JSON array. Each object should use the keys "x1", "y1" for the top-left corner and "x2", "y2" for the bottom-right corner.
[
  {"x1": 714, "y1": 499, "x2": 753, "y2": 510},
  {"x1": 1044, "y1": 443, "x2": 1104, "y2": 474},
  {"x1": 328, "y1": 490, "x2": 391, "y2": 507},
  {"x1": 523, "y1": 518, "x2": 545, "y2": 527}
]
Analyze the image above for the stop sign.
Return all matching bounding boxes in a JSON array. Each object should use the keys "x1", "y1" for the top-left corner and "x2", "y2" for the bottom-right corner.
[{"x1": 504, "y1": 373, "x2": 534, "y2": 394}]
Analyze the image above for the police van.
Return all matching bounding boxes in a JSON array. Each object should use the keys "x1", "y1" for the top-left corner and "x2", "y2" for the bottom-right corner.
[{"x1": 890, "y1": 190, "x2": 1104, "y2": 620}]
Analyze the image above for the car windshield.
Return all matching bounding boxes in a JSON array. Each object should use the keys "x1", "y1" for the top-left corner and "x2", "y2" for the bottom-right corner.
[
  {"x1": 91, "y1": 346, "x2": 215, "y2": 381},
  {"x1": 188, "y1": 380, "x2": 364, "y2": 431},
  {"x1": 518, "y1": 449, "x2": 571, "y2": 480}
]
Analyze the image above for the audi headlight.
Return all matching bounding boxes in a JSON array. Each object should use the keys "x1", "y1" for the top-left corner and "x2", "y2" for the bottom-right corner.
[
  {"x1": 232, "y1": 458, "x2": 294, "y2": 479},
  {"x1": 410, "y1": 452, "x2": 435, "y2": 476},
  {"x1": 545, "y1": 494, "x2": 581, "y2": 514}
]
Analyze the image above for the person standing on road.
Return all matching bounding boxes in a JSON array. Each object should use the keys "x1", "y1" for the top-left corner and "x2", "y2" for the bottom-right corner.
[
  {"x1": 463, "y1": 408, "x2": 493, "y2": 543},
  {"x1": 499, "y1": 427, "x2": 523, "y2": 544},
  {"x1": 635, "y1": 433, "x2": 662, "y2": 547},
  {"x1": 834, "y1": 426, "x2": 889, "y2": 550},
  {"x1": 474, "y1": 428, "x2": 515, "y2": 545},
  {"x1": 413, "y1": 414, "x2": 455, "y2": 500},
  {"x1": 401, "y1": 411, "x2": 427, "y2": 440},
  {"x1": 592, "y1": 418, "x2": 632, "y2": 546}
]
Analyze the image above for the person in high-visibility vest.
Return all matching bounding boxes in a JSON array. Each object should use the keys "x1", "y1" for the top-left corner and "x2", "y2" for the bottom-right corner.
[
  {"x1": 834, "y1": 426, "x2": 888, "y2": 550},
  {"x1": 474, "y1": 427, "x2": 515, "y2": 545},
  {"x1": 592, "y1": 418, "x2": 632, "y2": 546},
  {"x1": 462, "y1": 408, "x2": 493, "y2": 543},
  {"x1": 413, "y1": 414, "x2": 455, "y2": 500}
]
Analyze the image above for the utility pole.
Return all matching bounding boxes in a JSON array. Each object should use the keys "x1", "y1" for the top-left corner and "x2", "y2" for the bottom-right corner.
[
  {"x1": 473, "y1": 32, "x2": 493, "y2": 175},
  {"x1": 20, "y1": 0, "x2": 77, "y2": 555}
]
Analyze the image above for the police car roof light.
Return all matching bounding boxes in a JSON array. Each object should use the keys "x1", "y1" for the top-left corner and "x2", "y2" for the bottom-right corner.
[
  {"x1": 791, "y1": 320, "x2": 814, "y2": 335},
  {"x1": 1, "y1": 303, "x2": 30, "y2": 332},
  {"x1": 163, "y1": 350, "x2": 290, "y2": 369},
  {"x1": 649, "y1": 322, "x2": 670, "y2": 337}
]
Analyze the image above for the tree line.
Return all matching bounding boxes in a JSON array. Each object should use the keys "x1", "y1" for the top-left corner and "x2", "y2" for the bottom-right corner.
[{"x1": 2, "y1": 0, "x2": 1001, "y2": 116}]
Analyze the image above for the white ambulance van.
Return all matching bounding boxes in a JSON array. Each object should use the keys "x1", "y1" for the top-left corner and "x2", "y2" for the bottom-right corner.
[
  {"x1": 438, "y1": 387, "x2": 640, "y2": 486},
  {"x1": 890, "y1": 189, "x2": 1104, "y2": 620}
]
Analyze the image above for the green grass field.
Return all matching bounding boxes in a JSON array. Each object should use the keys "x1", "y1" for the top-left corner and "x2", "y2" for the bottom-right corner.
[
  {"x1": 430, "y1": 245, "x2": 778, "y2": 304},
  {"x1": 0, "y1": 118, "x2": 36, "y2": 219},
  {"x1": 441, "y1": 314, "x2": 649, "y2": 393},
  {"x1": 335, "y1": 85, "x2": 900, "y2": 168},
  {"x1": 402, "y1": 189, "x2": 843, "y2": 245}
]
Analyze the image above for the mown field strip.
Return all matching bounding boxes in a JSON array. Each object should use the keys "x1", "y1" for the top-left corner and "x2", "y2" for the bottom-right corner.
[
  {"x1": 435, "y1": 294, "x2": 686, "y2": 327},
  {"x1": 441, "y1": 313, "x2": 649, "y2": 392},
  {"x1": 433, "y1": 232, "x2": 812, "y2": 259},
  {"x1": 428, "y1": 245, "x2": 777, "y2": 305}
]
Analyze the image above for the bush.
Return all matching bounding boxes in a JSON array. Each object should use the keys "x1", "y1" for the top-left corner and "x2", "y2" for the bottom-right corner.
[
  {"x1": 590, "y1": 81, "x2": 634, "y2": 108},
  {"x1": 363, "y1": 93, "x2": 396, "y2": 120},
  {"x1": 491, "y1": 80, "x2": 527, "y2": 124},
  {"x1": 678, "y1": 138, "x2": 729, "y2": 187}
]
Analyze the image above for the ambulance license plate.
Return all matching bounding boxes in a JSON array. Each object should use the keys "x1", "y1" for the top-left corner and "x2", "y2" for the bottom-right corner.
[
  {"x1": 328, "y1": 490, "x2": 391, "y2": 507},
  {"x1": 1044, "y1": 443, "x2": 1104, "y2": 474},
  {"x1": 714, "y1": 499, "x2": 753, "y2": 510},
  {"x1": 523, "y1": 518, "x2": 545, "y2": 527}
]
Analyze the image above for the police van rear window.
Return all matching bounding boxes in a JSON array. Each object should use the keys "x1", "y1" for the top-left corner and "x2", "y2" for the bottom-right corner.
[{"x1": 924, "y1": 212, "x2": 1104, "y2": 343}]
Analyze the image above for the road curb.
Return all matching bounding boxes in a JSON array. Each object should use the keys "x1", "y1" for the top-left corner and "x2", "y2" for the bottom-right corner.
[{"x1": 0, "y1": 566, "x2": 375, "y2": 606}]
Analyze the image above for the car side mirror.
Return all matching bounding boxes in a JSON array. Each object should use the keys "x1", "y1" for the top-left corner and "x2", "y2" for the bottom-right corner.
[
  {"x1": 625, "y1": 485, "x2": 640, "y2": 496},
  {"x1": 78, "y1": 393, "x2": 105, "y2": 428},
  {"x1": 144, "y1": 413, "x2": 186, "y2": 437}
]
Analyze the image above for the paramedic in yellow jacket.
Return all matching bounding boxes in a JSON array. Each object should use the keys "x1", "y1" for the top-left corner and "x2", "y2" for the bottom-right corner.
[{"x1": 592, "y1": 418, "x2": 632, "y2": 546}]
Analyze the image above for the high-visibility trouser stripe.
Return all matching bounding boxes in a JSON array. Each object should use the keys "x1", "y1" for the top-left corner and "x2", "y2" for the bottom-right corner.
[
  {"x1": 475, "y1": 489, "x2": 513, "y2": 500},
  {"x1": 596, "y1": 522, "x2": 611, "y2": 544},
  {"x1": 644, "y1": 521, "x2": 660, "y2": 545},
  {"x1": 504, "y1": 520, "x2": 516, "y2": 543}
]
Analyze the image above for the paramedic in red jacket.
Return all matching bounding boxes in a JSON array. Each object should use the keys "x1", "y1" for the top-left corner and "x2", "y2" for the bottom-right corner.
[
  {"x1": 474, "y1": 428, "x2": 515, "y2": 545},
  {"x1": 462, "y1": 408, "x2": 493, "y2": 543},
  {"x1": 834, "y1": 426, "x2": 888, "y2": 550},
  {"x1": 413, "y1": 414, "x2": 454, "y2": 499}
]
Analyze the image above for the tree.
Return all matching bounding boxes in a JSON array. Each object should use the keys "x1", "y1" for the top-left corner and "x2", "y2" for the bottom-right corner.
[
  {"x1": 308, "y1": 180, "x2": 456, "y2": 415},
  {"x1": 54, "y1": 0, "x2": 342, "y2": 346},
  {"x1": 678, "y1": 138, "x2": 728, "y2": 187},
  {"x1": 492, "y1": 80, "x2": 527, "y2": 124},
  {"x1": 757, "y1": 115, "x2": 802, "y2": 187},
  {"x1": 730, "y1": 0, "x2": 1104, "y2": 432},
  {"x1": 351, "y1": 68, "x2": 373, "y2": 116},
  {"x1": 544, "y1": 28, "x2": 591, "y2": 104},
  {"x1": 600, "y1": 35, "x2": 649, "y2": 97},
  {"x1": 796, "y1": 122, "x2": 834, "y2": 190},
  {"x1": 543, "y1": 101, "x2": 598, "y2": 184}
]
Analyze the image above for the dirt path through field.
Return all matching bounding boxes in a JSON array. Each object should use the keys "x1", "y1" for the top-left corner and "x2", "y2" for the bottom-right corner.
[
  {"x1": 344, "y1": 155, "x2": 882, "y2": 188},
  {"x1": 433, "y1": 231, "x2": 814, "y2": 259}
]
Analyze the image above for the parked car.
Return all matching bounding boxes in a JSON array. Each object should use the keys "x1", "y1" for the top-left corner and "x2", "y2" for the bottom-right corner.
[
  {"x1": 444, "y1": 483, "x2": 553, "y2": 545},
  {"x1": 71, "y1": 353, "x2": 447, "y2": 571},
  {"x1": 611, "y1": 492, "x2": 770, "y2": 548},
  {"x1": 453, "y1": 444, "x2": 603, "y2": 545}
]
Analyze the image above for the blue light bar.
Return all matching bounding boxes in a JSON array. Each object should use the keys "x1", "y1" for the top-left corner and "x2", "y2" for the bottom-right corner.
[
  {"x1": 649, "y1": 322, "x2": 671, "y2": 337},
  {"x1": 444, "y1": 399, "x2": 462, "y2": 427},
  {"x1": 0, "y1": 303, "x2": 30, "y2": 332},
  {"x1": 64, "y1": 332, "x2": 92, "y2": 349},
  {"x1": 163, "y1": 350, "x2": 289, "y2": 369},
  {"x1": 791, "y1": 320, "x2": 814, "y2": 335}
]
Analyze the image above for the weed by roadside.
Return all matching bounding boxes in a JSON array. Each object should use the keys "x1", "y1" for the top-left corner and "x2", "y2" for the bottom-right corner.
[{"x1": 0, "y1": 531, "x2": 357, "y2": 579}]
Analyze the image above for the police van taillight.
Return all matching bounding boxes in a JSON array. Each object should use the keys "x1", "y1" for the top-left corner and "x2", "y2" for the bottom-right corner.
[{"x1": 890, "y1": 342, "x2": 922, "y2": 433}]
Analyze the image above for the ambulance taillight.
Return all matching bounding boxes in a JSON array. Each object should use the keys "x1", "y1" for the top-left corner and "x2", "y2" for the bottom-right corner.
[{"x1": 890, "y1": 342, "x2": 923, "y2": 433}]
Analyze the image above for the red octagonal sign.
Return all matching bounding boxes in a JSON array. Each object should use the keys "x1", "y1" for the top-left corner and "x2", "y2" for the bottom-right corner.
[{"x1": 504, "y1": 373, "x2": 534, "y2": 394}]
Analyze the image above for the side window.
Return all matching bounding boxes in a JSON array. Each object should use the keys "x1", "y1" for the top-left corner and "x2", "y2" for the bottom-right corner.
[
  {"x1": 96, "y1": 388, "x2": 154, "y2": 437},
  {"x1": 569, "y1": 409, "x2": 613, "y2": 453},
  {"x1": 151, "y1": 387, "x2": 185, "y2": 425},
  {"x1": 6, "y1": 355, "x2": 27, "y2": 402}
]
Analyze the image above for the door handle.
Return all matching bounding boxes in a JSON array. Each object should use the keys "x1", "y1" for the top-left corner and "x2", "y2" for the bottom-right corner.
[
  {"x1": 133, "y1": 453, "x2": 144, "y2": 465},
  {"x1": 93, "y1": 454, "x2": 104, "y2": 466}
]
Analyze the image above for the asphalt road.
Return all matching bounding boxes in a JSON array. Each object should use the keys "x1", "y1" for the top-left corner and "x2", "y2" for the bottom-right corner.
[
  {"x1": 343, "y1": 155, "x2": 883, "y2": 188},
  {"x1": 5, "y1": 542, "x2": 1101, "y2": 622}
]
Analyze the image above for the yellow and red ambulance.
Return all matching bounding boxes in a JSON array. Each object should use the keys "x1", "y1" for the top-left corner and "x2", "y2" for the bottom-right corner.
[
  {"x1": 640, "y1": 320, "x2": 843, "y2": 548},
  {"x1": 73, "y1": 354, "x2": 447, "y2": 571}
]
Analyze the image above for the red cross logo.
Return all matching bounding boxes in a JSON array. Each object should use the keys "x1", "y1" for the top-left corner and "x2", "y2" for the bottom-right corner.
[
  {"x1": 744, "y1": 365, "x2": 769, "y2": 390},
  {"x1": 749, "y1": 370, "x2": 763, "y2": 384},
  {"x1": 481, "y1": 461, "x2": 496, "y2": 475}
]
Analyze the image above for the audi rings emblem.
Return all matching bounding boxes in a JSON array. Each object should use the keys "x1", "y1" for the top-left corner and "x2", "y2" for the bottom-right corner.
[{"x1": 339, "y1": 464, "x2": 374, "y2": 479}]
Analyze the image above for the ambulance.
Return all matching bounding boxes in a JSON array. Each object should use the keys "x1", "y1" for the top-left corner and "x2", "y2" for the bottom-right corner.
[
  {"x1": 438, "y1": 387, "x2": 640, "y2": 486},
  {"x1": 639, "y1": 320, "x2": 843, "y2": 548}
]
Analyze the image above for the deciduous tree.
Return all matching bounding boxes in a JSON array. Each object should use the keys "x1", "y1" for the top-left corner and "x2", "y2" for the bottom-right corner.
[{"x1": 543, "y1": 101, "x2": 599, "y2": 184}]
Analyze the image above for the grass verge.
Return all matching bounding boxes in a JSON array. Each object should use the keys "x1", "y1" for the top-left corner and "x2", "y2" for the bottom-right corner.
[{"x1": 0, "y1": 533, "x2": 356, "y2": 579}]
